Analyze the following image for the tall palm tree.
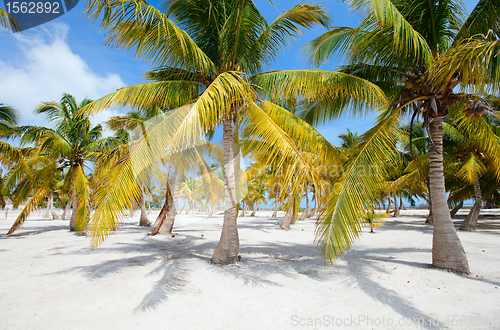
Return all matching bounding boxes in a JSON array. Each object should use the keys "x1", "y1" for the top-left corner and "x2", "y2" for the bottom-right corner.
[
  {"x1": 7, "y1": 94, "x2": 105, "y2": 234},
  {"x1": 82, "y1": 0, "x2": 384, "y2": 264},
  {"x1": 305, "y1": 0, "x2": 500, "y2": 273}
]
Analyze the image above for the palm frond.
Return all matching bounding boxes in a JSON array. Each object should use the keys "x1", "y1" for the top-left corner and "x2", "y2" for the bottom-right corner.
[
  {"x1": 0, "y1": 8, "x2": 20, "y2": 32},
  {"x1": 456, "y1": 152, "x2": 486, "y2": 184},
  {"x1": 7, "y1": 184, "x2": 50, "y2": 234},
  {"x1": 455, "y1": 0, "x2": 500, "y2": 41},
  {"x1": 345, "y1": 0, "x2": 433, "y2": 65},
  {"x1": 88, "y1": 156, "x2": 141, "y2": 246},
  {"x1": 316, "y1": 107, "x2": 401, "y2": 263},
  {"x1": 80, "y1": 81, "x2": 199, "y2": 116},
  {"x1": 72, "y1": 165, "x2": 91, "y2": 233},
  {"x1": 252, "y1": 70, "x2": 386, "y2": 125},
  {"x1": 434, "y1": 39, "x2": 500, "y2": 93},
  {"x1": 86, "y1": 0, "x2": 215, "y2": 72}
]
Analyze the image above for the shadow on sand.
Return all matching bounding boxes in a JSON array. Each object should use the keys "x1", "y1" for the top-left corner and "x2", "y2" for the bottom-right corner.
[{"x1": 34, "y1": 214, "x2": 498, "y2": 327}]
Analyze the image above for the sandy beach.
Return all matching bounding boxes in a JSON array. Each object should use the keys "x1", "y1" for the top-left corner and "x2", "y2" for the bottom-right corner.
[{"x1": 1, "y1": 209, "x2": 499, "y2": 329}]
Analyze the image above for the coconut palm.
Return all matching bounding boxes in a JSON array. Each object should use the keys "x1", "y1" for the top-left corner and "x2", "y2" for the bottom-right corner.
[
  {"x1": 338, "y1": 128, "x2": 359, "y2": 150},
  {"x1": 242, "y1": 174, "x2": 268, "y2": 217},
  {"x1": 305, "y1": 0, "x2": 500, "y2": 273},
  {"x1": 82, "y1": 0, "x2": 384, "y2": 264},
  {"x1": 106, "y1": 108, "x2": 168, "y2": 226},
  {"x1": 6, "y1": 94, "x2": 106, "y2": 234},
  {"x1": 442, "y1": 106, "x2": 500, "y2": 230}
]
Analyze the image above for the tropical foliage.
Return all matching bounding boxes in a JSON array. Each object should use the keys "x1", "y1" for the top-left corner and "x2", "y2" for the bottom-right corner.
[
  {"x1": 80, "y1": 0, "x2": 384, "y2": 264},
  {"x1": 305, "y1": 0, "x2": 500, "y2": 273},
  {"x1": 5, "y1": 94, "x2": 113, "y2": 234}
]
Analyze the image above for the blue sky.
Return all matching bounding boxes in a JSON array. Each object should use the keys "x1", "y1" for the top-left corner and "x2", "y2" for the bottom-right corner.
[{"x1": 0, "y1": 0, "x2": 479, "y2": 145}]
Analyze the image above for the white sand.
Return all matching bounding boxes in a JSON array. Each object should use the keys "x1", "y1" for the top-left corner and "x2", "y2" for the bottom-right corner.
[{"x1": 1, "y1": 209, "x2": 499, "y2": 329}]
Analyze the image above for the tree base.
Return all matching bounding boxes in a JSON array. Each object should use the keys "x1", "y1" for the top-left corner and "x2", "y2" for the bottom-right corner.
[{"x1": 211, "y1": 255, "x2": 241, "y2": 265}]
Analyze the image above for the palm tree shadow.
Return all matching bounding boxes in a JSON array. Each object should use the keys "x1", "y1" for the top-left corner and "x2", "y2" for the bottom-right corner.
[
  {"x1": 134, "y1": 259, "x2": 186, "y2": 312},
  {"x1": 0, "y1": 225, "x2": 67, "y2": 238},
  {"x1": 44, "y1": 235, "x2": 220, "y2": 311},
  {"x1": 343, "y1": 247, "x2": 443, "y2": 330}
]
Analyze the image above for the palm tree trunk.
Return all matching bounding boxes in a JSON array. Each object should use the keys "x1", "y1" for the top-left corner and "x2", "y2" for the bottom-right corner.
[
  {"x1": 426, "y1": 180, "x2": 433, "y2": 224},
  {"x1": 159, "y1": 172, "x2": 180, "y2": 235},
  {"x1": 139, "y1": 187, "x2": 150, "y2": 226},
  {"x1": 51, "y1": 205, "x2": 59, "y2": 220},
  {"x1": 400, "y1": 195, "x2": 406, "y2": 210},
  {"x1": 212, "y1": 116, "x2": 240, "y2": 264},
  {"x1": 385, "y1": 195, "x2": 391, "y2": 214},
  {"x1": 151, "y1": 189, "x2": 170, "y2": 236},
  {"x1": 272, "y1": 200, "x2": 279, "y2": 218},
  {"x1": 280, "y1": 186, "x2": 294, "y2": 229},
  {"x1": 240, "y1": 201, "x2": 245, "y2": 217},
  {"x1": 450, "y1": 200, "x2": 463, "y2": 218},
  {"x1": 61, "y1": 198, "x2": 71, "y2": 220},
  {"x1": 147, "y1": 193, "x2": 151, "y2": 214},
  {"x1": 250, "y1": 204, "x2": 256, "y2": 217},
  {"x1": 48, "y1": 192, "x2": 60, "y2": 220},
  {"x1": 69, "y1": 198, "x2": 77, "y2": 231},
  {"x1": 304, "y1": 184, "x2": 311, "y2": 218},
  {"x1": 280, "y1": 206, "x2": 293, "y2": 230},
  {"x1": 459, "y1": 179, "x2": 482, "y2": 231},
  {"x1": 393, "y1": 193, "x2": 400, "y2": 217},
  {"x1": 44, "y1": 192, "x2": 53, "y2": 219},
  {"x1": 312, "y1": 199, "x2": 319, "y2": 219},
  {"x1": 428, "y1": 117, "x2": 469, "y2": 274}
]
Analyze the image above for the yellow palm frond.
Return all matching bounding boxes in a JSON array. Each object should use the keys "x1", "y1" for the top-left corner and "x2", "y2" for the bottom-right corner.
[
  {"x1": 7, "y1": 184, "x2": 50, "y2": 235},
  {"x1": 317, "y1": 107, "x2": 402, "y2": 263},
  {"x1": 457, "y1": 152, "x2": 487, "y2": 184},
  {"x1": 88, "y1": 156, "x2": 141, "y2": 246},
  {"x1": 72, "y1": 165, "x2": 91, "y2": 233},
  {"x1": 80, "y1": 81, "x2": 199, "y2": 116}
]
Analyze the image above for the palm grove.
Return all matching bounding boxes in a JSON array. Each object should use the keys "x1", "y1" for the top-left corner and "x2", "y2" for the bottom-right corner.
[{"x1": 1, "y1": 0, "x2": 499, "y2": 274}]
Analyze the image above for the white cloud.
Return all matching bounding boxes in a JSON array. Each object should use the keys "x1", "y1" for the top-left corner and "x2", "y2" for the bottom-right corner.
[{"x1": 0, "y1": 23, "x2": 125, "y2": 126}]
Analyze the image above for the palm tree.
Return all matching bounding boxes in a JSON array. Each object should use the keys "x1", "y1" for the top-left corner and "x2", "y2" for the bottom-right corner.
[
  {"x1": 242, "y1": 175, "x2": 268, "y2": 217},
  {"x1": 82, "y1": 0, "x2": 384, "y2": 264},
  {"x1": 442, "y1": 107, "x2": 500, "y2": 230},
  {"x1": 338, "y1": 128, "x2": 359, "y2": 150},
  {"x1": 179, "y1": 176, "x2": 199, "y2": 214},
  {"x1": 106, "y1": 108, "x2": 167, "y2": 226},
  {"x1": 7, "y1": 94, "x2": 105, "y2": 234},
  {"x1": 0, "y1": 103, "x2": 19, "y2": 209},
  {"x1": 306, "y1": 0, "x2": 500, "y2": 273}
]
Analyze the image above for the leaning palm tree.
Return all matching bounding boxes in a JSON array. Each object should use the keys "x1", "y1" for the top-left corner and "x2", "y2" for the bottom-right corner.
[
  {"x1": 82, "y1": 0, "x2": 384, "y2": 264},
  {"x1": 7, "y1": 94, "x2": 105, "y2": 234},
  {"x1": 305, "y1": 0, "x2": 500, "y2": 273}
]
